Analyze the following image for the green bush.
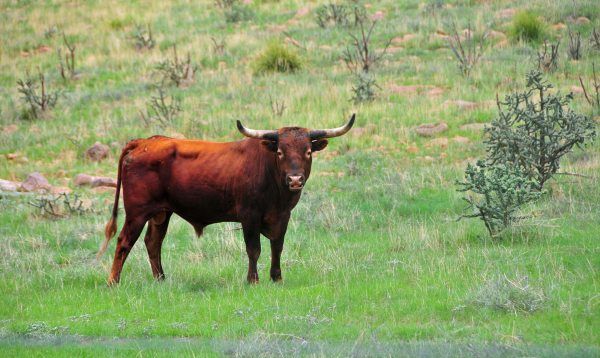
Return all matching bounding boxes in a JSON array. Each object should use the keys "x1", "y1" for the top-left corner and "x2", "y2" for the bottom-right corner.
[
  {"x1": 509, "y1": 11, "x2": 545, "y2": 42},
  {"x1": 224, "y1": 4, "x2": 254, "y2": 23},
  {"x1": 485, "y1": 70, "x2": 596, "y2": 188},
  {"x1": 351, "y1": 71, "x2": 377, "y2": 103},
  {"x1": 252, "y1": 42, "x2": 303, "y2": 75},
  {"x1": 457, "y1": 160, "x2": 542, "y2": 238},
  {"x1": 471, "y1": 275, "x2": 546, "y2": 313}
]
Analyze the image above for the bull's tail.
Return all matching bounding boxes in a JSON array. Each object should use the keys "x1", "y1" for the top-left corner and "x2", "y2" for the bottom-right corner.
[{"x1": 96, "y1": 142, "x2": 133, "y2": 260}]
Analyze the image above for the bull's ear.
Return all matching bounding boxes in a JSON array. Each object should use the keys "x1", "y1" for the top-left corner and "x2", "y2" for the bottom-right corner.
[
  {"x1": 261, "y1": 140, "x2": 278, "y2": 152},
  {"x1": 311, "y1": 139, "x2": 328, "y2": 152}
]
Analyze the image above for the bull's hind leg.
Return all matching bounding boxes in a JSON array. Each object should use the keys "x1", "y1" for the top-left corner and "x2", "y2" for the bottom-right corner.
[
  {"x1": 108, "y1": 216, "x2": 147, "y2": 285},
  {"x1": 242, "y1": 224, "x2": 261, "y2": 284},
  {"x1": 144, "y1": 212, "x2": 172, "y2": 280}
]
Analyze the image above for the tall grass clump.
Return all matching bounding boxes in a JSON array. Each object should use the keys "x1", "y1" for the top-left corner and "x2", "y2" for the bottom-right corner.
[
  {"x1": 509, "y1": 11, "x2": 545, "y2": 42},
  {"x1": 252, "y1": 41, "x2": 302, "y2": 75},
  {"x1": 471, "y1": 275, "x2": 546, "y2": 314}
]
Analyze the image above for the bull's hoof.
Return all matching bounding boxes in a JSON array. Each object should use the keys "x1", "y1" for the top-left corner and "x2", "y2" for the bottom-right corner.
[
  {"x1": 155, "y1": 273, "x2": 166, "y2": 281},
  {"x1": 247, "y1": 274, "x2": 259, "y2": 284},
  {"x1": 107, "y1": 277, "x2": 119, "y2": 287}
]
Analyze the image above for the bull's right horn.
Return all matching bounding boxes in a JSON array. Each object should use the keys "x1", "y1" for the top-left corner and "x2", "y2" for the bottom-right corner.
[{"x1": 236, "y1": 121, "x2": 279, "y2": 141}]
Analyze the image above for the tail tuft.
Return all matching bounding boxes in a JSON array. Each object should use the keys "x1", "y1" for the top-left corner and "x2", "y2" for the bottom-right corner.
[{"x1": 97, "y1": 217, "x2": 117, "y2": 260}]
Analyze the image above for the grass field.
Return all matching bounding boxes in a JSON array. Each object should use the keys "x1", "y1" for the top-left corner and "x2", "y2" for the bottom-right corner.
[{"x1": 1, "y1": 0, "x2": 599, "y2": 356}]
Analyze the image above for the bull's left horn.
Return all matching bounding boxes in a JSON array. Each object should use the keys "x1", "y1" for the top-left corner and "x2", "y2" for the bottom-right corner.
[
  {"x1": 236, "y1": 120, "x2": 279, "y2": 141},
  {"x1": 309, "y1": 113, "x2": 356, "y2": 139}
]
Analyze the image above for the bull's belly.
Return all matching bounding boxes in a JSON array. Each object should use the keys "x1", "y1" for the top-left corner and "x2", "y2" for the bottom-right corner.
[{"x1": 165, "y1": 188, "x2": 237, "y2": 224}]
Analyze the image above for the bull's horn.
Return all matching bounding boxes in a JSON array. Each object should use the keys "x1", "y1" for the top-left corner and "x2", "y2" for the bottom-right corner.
[
  {"x1": 309, "y1": 113, "x2": 356, "y2": 139},
  {"x1": 236, "y1": 120, "x2": 279, "y2": 141}
]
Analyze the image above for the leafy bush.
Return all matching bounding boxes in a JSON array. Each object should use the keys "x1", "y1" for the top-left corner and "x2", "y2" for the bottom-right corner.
[
  {"x1": 471, "y1": 274, "x2": 546, "y2": 313},
  {"x1": 315, "y1": 2, "x2": 366, "y2": 28},
  {"x1": 457, "y1": 160, "x2": 542, "y2": 237},
  {"x1": 486, "y1": 70, "x2": 596, "y2": 188},
  {"x1": 140, "y1": 86, "x2": 182, "y2": 128},
  {"x1": 509, "y1": 11, "x2": 545, "y2": 42},
  {"x1": 131, "y1": 24, "x2": 155, "y2": 50},
  {"x1": 252, "y1": 42, "x2": 302, "y2": 75},
  {"x1": 224, "y1": 4, "x2": 254, "y2": 23},
  {"x1": 351, "y1": 71, "x2": 377, "y2": 104}
]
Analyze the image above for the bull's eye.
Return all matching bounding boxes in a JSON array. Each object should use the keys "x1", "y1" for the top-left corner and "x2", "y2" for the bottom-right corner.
[
  {"x1": 306, "y1": 149, "x2": 312, "y2": 158},
  {"x1": 277, "y1": 149, "x2": 284, "y2": 159}
]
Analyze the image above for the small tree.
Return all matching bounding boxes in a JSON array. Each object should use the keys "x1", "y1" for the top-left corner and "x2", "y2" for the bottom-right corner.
[
  {"x1": 457, "y1": 160, "x2": 542, "y2": 238},
  {"x1": 447, "y1": 22, "x2": 486, "y2": 77},
  {"x1": 579, "y1": 63, "x2": 600, "y2": 112},
  {"x1": 485, "y1": 70, "x2": 596, "y2": 189},
  {"x1": 139, "y1": 86, "x2": 182, "y2": 128},
  {"x1": 156, "y1": 45, "x2": 196, "y2": 87},
  {"x1": 536, "y1": 40, "x2": 559, "y2": 73},
  {"x1": 17, "y1": 71, "x2": 59, "y2": 120},
  {"x1": 58, "y1": 33, "x2": 77, "y2": 80},
  {"x1": 343, "y1": 10, "x2": 391, "y2": 74}
]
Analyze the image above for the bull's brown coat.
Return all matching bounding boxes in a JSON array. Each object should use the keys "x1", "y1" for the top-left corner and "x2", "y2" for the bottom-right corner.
[{"x1": 100, "y1": 116, "x2": 354, "y2": 284}]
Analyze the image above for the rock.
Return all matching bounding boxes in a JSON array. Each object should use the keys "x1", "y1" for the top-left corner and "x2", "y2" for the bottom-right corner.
[
  {"x1": 91, "y1": 177, "x2": 117, "y2": 188},
  {"x1": 406, "y1": 145, "x2": 419, "y2": 153},
  {"x1": 570, "y1": 86, "x2": 584, "y2": 94},
  {"x1": 426, "y1": 87, "x2": 444, "y2": 96},
  {"x1": 36, "y1": 45, "x2": 52, "y2": 54},
  {"x1": 74, "y1": 174, "x2": 94, "y2": 186},
  {"x1": 460, "y1": 123, "x2": 486, "y2": 131},
  {"x1": 0, "y1": 179, "x2": 20, "y2": 192},
  {"x1": 50, "y1": 186, "x2": 72, "y2": 195},
  {"x1": 389, "y1": 84, "x2": 422, "y2": 94},
  {"x1": 371, "y1": 11, "x2": 384, "y2": 21},
  {"x1": 452, "y1": 136, "x2": 470, "y2": 144},
  {"x1": 551, "y1": 23, "x2": 567, "y2": 31},
  {"x1": 392, "y1": 34, "x2": 417, "y2": 44},
  {"x1": 295, "y1": 7, "x2": 310, "y2": 18},
  {"x1": 3, "y1": 124, "x2": 18, "y2": 135},
  {"x1": 444, "y1": 100, "x2": 478, "y2": 110},
  {"x1": 428, "y1": 137, "x2": 449, "y2": 148},
  {"x1": 74, "y1": 174, "x2": 117, "y2": 188},
  {"x1": 575, "y1": 17, "x2": 590, "y2": 25},
  {"x1": 487, "y1": 30, "x2": 507, "y2": 40},
  {"x1": 497, "y1": 8, "x2": 517, "y2": 19},
  {"x1": 85, "y1": 142, "x2": 110, "y2": 162},
  {"x1": 5, "y1": 153, "x2": 28, "y2": 163},
  {"x1": 19, "y1": 172, "x2": 51, "y2": 192},
  {"x1": 415, "y1": 122, "x2": 448, "y2": 137}
]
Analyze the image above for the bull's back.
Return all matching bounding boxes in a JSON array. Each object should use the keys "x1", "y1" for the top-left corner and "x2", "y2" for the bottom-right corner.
[{"x1": 121, "y1": 136, "x2": 248, "y2": 222}]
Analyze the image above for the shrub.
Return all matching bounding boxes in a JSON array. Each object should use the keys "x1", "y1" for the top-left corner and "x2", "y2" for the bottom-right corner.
[
  {"x1": 351, "y1": 71, "x2": 378, "y2": 104},
  {"x1": 252, "y1": 42, "x2": 302, "y2": 75},
  {"x1": 139, "y1": 86, "x2": 182, "y2": 128},
  {"x1": 485, "y1": 70, "x2": 596, "y2": 188},
  {"x1": 343, "y1": 13, "x2": 390, "y2": 74},
  {"x1": 131, "y1": 24, "x2": 155, "y2": 51},
  {"x1": 509, "y1": 11, "x2": 545, "y2": 42},
  {"x1": 224, "y1": 4, "x2": 254, "y2": 23},
  {"x1": 315, "y1": 2, "x2": 366, "y2": 28},
  {"x1": 457, "y1": 160, "x2": 542, "y2": 238},
  {"x1": 536, "y1": 40, "x2": 559, "y2": 73},
  {"x1": 471, "y1": 274, "x2": 546, "y2": 313},
  {"x1": 17, "y1": 71, "x2": 59, "y2": 120},
  {"x1": 447, "y1": 22, "x2": 486, "y2": 77},
  {"x1": 156, "y1": 45, "x2": 196, "y2": 87},
  {"x1": 579, "y1": 62, "x2": 600, "y2": 112},
  {"x1": 58, "y1": 33, "x2": 77, "y2": 80}
]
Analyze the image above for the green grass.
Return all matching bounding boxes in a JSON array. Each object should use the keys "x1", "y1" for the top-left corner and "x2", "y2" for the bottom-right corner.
[{"x1": 1, "y1": 0, "x2": 599, "y2": 356}]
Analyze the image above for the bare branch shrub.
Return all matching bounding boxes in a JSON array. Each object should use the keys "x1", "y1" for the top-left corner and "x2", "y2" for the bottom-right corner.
[
  {"x1": 58, "y1": 33, "x2": 77, "y2": 80},
  {"x1": 590, "y1": 27, "x2": 600, "y2": 51},
  {"x1": 343, "y1": 12, "x2": 391, "y2": 74},
  {"x1": 131, "y1": 24, "x2": 155, "y2": 50},
  {"x1": 447, "y1": 22, "x2": 486, "y2": 77},
  {"x1": 140, "y1": 86, "x2": 182, "y2": 128},
  {"x1": 211, "y1": 37, "x2": 226, "y2": 56},
  {"x1": 156, "y1": 45, "x2": 196, "y2": 87},
  {"x1": 567, "y1": 29, "x2": 582, "y2": 60},
  {"x1": 536, "y1": 40, "x2": 559, "y2": 73},
  {"x1": 17, "y1": 71, "x2": 59, "y2": 120},
  {"x1": 268, "y1": 94, "x2": 286, "y2": 117},
  {"x1": 579, "y1": 63, "x2": 600, "y2": 110},
  {"x1": 29, "y1": 193, "x2": 90, "y2": 218},
  {"x1": 471, "y1": 275, "x2": 546, "y2": 313}
]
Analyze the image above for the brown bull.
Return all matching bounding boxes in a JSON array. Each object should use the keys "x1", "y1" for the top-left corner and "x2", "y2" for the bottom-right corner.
[{"x1": 98, "y1": 114, "x2": 355, "y2": 284}]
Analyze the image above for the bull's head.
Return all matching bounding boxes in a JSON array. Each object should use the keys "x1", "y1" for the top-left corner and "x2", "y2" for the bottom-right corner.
[{"x1": 237, "y1": 114, "x2": 355, "y2": 192}]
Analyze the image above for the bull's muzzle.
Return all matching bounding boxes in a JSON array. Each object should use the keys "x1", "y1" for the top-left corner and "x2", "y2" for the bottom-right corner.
[{"x1": 286, "y1": 174, "x2": 305, "y2": 191}]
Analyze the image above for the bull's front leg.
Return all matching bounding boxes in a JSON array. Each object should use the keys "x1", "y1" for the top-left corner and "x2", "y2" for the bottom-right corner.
[
  {"x1": 241, "y1": 224, "x2": 261, "y2": 284},
  {"x1": 267, "y1": 215, "x2": 289, "y2": 282}
]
